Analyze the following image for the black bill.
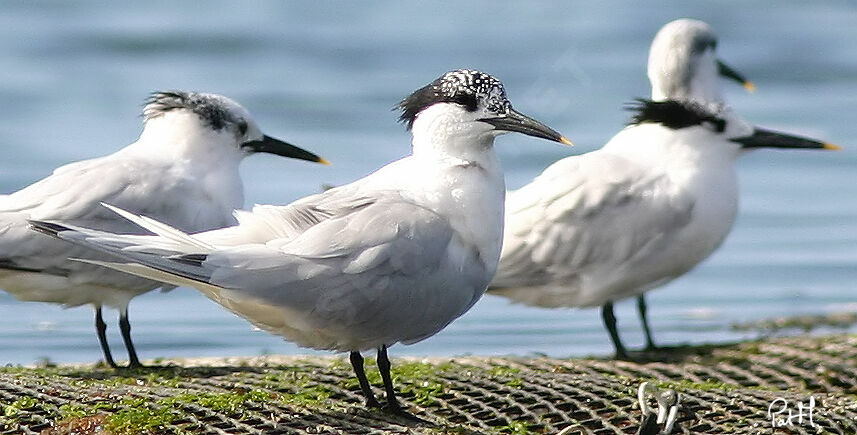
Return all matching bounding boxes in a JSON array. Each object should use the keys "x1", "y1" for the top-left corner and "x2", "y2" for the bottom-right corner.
[
  {"x1": 732, "y1": 127, "x2": 840, "y2": 150},
  {"x1": 241, "y1": 135, "x2": 330, "y2": 165},
  {"x1": 717, "y1": 59, "x2": 756, "y2": 92},
  {"x1": 478, "y1": 108, "x2": 573, "y2": 146}
]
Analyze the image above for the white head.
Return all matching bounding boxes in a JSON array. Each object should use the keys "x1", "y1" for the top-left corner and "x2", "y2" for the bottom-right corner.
[
  {"x1": 137, "y1": 91, "x2": 326, "y2": 165},
  {"x1": 648, "y1": 19, "x2": 754, "y2": 106},
  {"x1": 397, "y1": 70, "x2": 571, "y2": 159}
]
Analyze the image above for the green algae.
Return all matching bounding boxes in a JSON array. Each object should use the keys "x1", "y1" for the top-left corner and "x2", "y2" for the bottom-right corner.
[
  {"x1": 49, "y1": 390, "x2": 283, "y2": 434},
  {"x1": 4, "y1": 335, "x2": 856, "y2": 434}
]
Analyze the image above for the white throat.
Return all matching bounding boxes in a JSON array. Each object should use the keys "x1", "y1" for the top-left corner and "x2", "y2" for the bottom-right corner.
[
  {"x1": 133, "y1": 112, "x2": 244, "y2": 168},
  {"x1": 405, "y1": 104, "x2": 506, "y2": 273}
]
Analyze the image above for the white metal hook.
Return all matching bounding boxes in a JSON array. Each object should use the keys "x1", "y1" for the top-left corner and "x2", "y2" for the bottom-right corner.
[{"x1": 637, "y1": 382, "x2": 681, "y2": 434}]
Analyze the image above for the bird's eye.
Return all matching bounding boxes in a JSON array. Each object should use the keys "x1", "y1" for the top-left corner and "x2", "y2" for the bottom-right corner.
[
  {"x1": 705, "y1": 118, "x2": 726, "y2": 133},
  {"x1": 451, "y1": 93, "x2": 479, "y2": 112},
  {"x1": 237, "y1": 120, "x2": 248, "y2": 136}
]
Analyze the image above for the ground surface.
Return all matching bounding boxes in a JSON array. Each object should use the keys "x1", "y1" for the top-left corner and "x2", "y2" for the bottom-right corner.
[{"x1": 2, "y1": 334, "x2": 857, "y2": 434}]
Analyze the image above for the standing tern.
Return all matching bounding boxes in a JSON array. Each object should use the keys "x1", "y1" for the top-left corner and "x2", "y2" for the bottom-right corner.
[
  {"x1": 636, "y1": 18, "x2": 756, "y2": 351},
  {"x1": 0, "y1": 91, "x2": 327, "y2": 368},
  {"x1": 489, "y1": 20, "x2": 839, "y2": 359},
  {"x1": 29, "y1": 70, "x2": 571, "y2": 416}
]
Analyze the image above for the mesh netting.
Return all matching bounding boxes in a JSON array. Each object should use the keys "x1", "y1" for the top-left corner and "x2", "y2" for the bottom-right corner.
[{"x1": 2, "y1": 334, "x2": 856, "y2": 434}]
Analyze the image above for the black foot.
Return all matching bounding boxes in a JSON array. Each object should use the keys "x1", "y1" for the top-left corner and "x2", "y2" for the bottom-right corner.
[
  {"x1": 375, "y1": 345, "x2": 431, "y2": 425},
  {"x1": 642, "y1": 343, "x2": 661, "y2": 353},
  {"x1": 365, "y1": 396, "x2": 382, "y2": 409},
  {"x1": 127, "y1": 360, "x2": 146, "y2": 369},
  {"x1": 614, "y1": 349, "x2": 633, "y2": 361},
  {"x1": 380, "y1": 402, "x2": 431, "y2": 425}
]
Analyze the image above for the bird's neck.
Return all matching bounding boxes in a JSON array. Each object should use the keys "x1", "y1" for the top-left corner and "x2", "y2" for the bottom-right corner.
[
  {"x1": 410, "y1": 114, "x2": 501, "y2": 165},
  {"x1": 650, "y1": 54, "x2": 724, "y2": 106},
  {"x1": 133, "y1": 114, "x2": 243, "y2": 168},
  {"x1": 605, "y1": 125, "x2": 740, "y2": 179},
  {"x1": 126, "y1": 114, "x2": 246, "y2": 216},
  {"x1": 405, "y1": 130, "x2": 505, "y2": 274}
]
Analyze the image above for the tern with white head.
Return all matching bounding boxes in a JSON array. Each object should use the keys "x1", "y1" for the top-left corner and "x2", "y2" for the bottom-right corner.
[
  {"x1": 29, "y1": 70, "x2": 571, "y2": 416},
  {"x1": 0, "y1": 91, "x2": 327, "y2": 368},
  {"x1": 648, "y1": 18, "x2": 755, "y2": 107},
  {"x1": 489, "y1": 19, "x2": 838, "y2": 359}
]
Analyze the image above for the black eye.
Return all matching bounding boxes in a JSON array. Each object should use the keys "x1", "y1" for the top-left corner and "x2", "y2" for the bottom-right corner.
[
  {"x1": 450, "y1": 93, "x2": 479, "y2": 112},
  {"x1": 691, "y1": 37, "x2": 716, "y2": 54},
  {"x1": 704, "y1": 118, "x2": 726, "y2": 133},
  {"x1": 237, "y1": 120, "x2": 248, "y2": 136}
]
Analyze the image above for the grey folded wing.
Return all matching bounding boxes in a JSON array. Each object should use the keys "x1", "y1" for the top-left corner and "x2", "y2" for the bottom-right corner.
[
  {"x1": 34, "y1": 189, "x2": 490, "y2": 347},
  {"x1": 492, "y1": 153, "x2": 695, "y2": 290},
  {"x1": 0, "y1": 156, "x2": 225, "y2": 289}
]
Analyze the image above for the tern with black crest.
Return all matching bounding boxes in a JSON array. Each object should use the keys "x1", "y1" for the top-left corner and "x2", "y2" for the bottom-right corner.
[
  {"x1": 489, "y1": 19, "x2": 838, "y2": 359},
  {"x1": 30, "y1": 70, "x2": 571, "y2": 417},
  {"x1": 0, "y1": 91, "x2": 327, "y2": 368}
]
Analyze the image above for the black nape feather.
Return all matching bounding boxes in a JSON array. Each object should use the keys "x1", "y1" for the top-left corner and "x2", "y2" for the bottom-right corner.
[
  {"x1": 397, "y1": 69, "x2": 504, "y2": 130},
  {"x1": 626, "y1": 99, "x2": 726, "y2": 132},
  {"x1": 397, "y1": 83, "x2": 479, "y2": 130},
  {"x1": 143, "y1": 91, "x2": 234, "y2": 131}
]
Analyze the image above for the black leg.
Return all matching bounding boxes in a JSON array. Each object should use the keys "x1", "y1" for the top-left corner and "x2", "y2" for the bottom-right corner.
[
  {"x1": 376, "y1": 345, "x2": 428, "y2": 424},
  {"x1": 119, "y1": 307, "x2": 142, "y2": 368},
  {"x1": 637, "y1": 295, "x2": 658, "y2": 351},
  {"x1": 94, "y1": 306, "x2": 117, "y2": 368},
  {"x1": 377, "y1": 345, "x2": 402, "y2": 412},
  {"x1": 602, "y1": 302, "x2": 629, "y2": 360},
  {"x1": 350, "y1": 351, "x2": 381, "y2": 408}
]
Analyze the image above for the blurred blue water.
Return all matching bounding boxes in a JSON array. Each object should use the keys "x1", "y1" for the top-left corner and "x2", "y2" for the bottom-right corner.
[{"x1": 0, "y1": 1, "x2": 855, "y2": 365}]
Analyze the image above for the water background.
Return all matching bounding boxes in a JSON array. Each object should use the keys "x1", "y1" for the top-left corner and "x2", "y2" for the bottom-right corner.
[{"x1": 1, "y1": 1, "x2": 856, "y2": 365}]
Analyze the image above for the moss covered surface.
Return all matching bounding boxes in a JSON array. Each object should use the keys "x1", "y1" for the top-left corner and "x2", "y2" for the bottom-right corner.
[{"x1": 2, "y1": 334, "x2": 857, "y2": 434}]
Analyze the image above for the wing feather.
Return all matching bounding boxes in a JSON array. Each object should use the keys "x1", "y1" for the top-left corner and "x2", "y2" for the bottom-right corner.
[
  {"x1": 32, "y1": 187, "x2": 488, "y2": 351},
  {"x1": 490, "y1": 152, "x2": 695, "y2": 307},
  {"x1": 0, "y1": 155, "x2": 236, "y2": 303}
]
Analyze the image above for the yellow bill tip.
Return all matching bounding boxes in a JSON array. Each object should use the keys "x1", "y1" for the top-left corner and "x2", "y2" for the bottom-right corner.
[
  {"x1": 559, "y1": 136, "x2": 574, "y2": 146},
  {"x1": 743, "y1": 81, "x2": 757, "y2": 93},
  {"x1": 317, "y1": 157, "x2": 332, "y2": 166},
  {"x1": 823, "y1": 143, "x2": 842, "y2": 151}
]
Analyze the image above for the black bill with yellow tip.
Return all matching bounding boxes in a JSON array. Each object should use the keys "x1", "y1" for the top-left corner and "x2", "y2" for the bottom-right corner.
[
  {"x1": 717, "y1": 59, "x2": 756, "y2": 92},
  {"x1": 478, "y1": 108, "x2": 573, "y2": 146},
  {"x1": 732, "y1": 127, "x2": 840, "y2": 150},
  {"x1": 241, "y1": 135, "x2": 330, "y2": 165}
]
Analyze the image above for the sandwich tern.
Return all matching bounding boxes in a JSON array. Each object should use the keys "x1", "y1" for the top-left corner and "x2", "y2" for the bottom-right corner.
[
  {"x1": 489, "y1": 20, "x2": 838, "y2": 359},
  {"x1": 0, "y1": 91, "x2": 327, "y2": 368},
  {"x1": 636, "y1": 18, "x2": 754, "y2": 352},
  {"x1": 30, "y1": 70, "x2": 571, "y2": 416}
]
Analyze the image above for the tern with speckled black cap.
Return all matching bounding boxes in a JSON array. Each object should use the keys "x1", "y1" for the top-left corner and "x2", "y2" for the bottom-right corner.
[
  {"x1": 29, "y1": 70, "x2": 571, "y2": 418},
  {"x1": 489, "y1": 19, "x2": 838, "y2": 360},
  {"x1": 0, "y1": 91, "x2": 327, "y2": 368}
]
